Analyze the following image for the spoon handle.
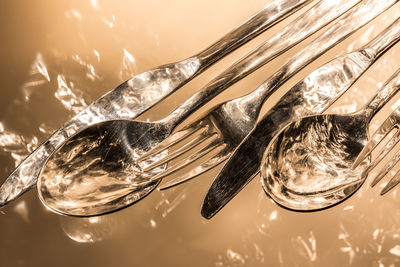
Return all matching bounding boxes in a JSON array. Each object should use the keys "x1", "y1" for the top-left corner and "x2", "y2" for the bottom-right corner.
[
  {"x1": 164, "y1": 0, "x2": 361, "y2": 126},
  {"x1": 364, "y1": 67, "x2": 400, "y2": 121}
]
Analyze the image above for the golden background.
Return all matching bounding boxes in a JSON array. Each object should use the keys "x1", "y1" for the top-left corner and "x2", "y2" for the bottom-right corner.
[{"x1": 1, "y1": 0, "x2": 400, "y2": 266}]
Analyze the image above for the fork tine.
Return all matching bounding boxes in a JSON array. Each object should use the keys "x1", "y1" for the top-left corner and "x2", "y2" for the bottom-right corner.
[
  {"x1": 373, "y1": 147, "x2": 400, "y2": 194},
  {"x1": 148, "y1": 138, "x2": 225, "y2": 182},
  {"x1": 369, "y1": 130, "x2": 400, "y2": 187},
  {"x1": 138, "y1": 121, "x2": 206, "y2": 162},
  {"x1": 365, "y1": 129, "x2": 400, "y2": 184},
  {"x1": 159, "y1": 148, "x2": 231, "y2": 190},
  {"x1": 381, "y1": 168, "x2": 400, "y2": 195},
  {"x1": 144, "y1": 131, "x2": 218, "y2": 171},
  {"x1": 352, "y1": 117, "x2": 399, "y2": 169}
]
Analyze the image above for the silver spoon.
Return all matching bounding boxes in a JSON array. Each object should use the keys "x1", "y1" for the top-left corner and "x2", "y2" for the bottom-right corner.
[
  {"x1": 261, "y1": 66, "x2": 400, "y2": 211},
  {"x1": 36, "y1": 0, "x2": 358, "y2": 217},
  {"x1": 0, "y1": 0, "x2": 311, "y2": 208}
]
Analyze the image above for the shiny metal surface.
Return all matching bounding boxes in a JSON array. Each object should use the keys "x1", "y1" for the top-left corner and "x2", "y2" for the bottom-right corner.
[
  {"x1": 3, "y1": 1, "x2": 400, "y2": 266},
  {"x1": 139, "y1": 0, "x2": 361, "y2": 187},
  {"x1": 201, "y1": 0, "x2": 400, "y2": 219},
  {"x1": 140, "y1": 0, "x2": 385, "y2": 191},
  {"x1": 0, "y1": 0, "x2": 311, "y2": 208},
  {"x1": 35, "y1": 0, "x2": 356, "y2": 217},
  {"x1": 262, "y1": 65, "x2": 400, "y2": 210}
]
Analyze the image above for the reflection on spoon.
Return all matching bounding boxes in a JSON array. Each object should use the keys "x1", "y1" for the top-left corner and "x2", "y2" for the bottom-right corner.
[
  {"x1": 261, "y1": 114, "x2": 367, "y2": 210},
  {"x1": 37, "y1": 120, "x2": 166, "y2": 216},
  {"x1": 261, "y1": 68, "x2": 400, "y2": 211}
]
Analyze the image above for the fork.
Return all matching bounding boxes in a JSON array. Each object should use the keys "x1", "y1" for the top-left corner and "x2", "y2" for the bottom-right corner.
[
  {"x1": 138, "y1": 0, "x2": 396, "y2": 190},
  {"x1": 352, "y1": 103, "x2": 400, "y2": 195}
]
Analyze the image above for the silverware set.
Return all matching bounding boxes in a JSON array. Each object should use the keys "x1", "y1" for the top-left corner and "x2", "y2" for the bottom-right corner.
[{"x1": 1, "y1": 0, "x2": 400, "y2": 218}]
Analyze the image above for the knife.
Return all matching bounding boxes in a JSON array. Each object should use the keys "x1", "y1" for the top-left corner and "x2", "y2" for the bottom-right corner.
[{"x1": 201, "y1": 0, "x2": 400, "y2": 219}]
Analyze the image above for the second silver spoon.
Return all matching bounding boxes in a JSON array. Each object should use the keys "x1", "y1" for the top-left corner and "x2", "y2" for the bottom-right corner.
[{"x1": 261, "y1": 63, "x2": 400, "y2": 211}]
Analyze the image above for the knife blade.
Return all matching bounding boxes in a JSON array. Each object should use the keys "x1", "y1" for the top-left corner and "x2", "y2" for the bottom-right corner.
[
  {"x1": 201, "y1": 1, "x2": 400, "y2": 218},
  {"x1": 201, "y1": 53, "x2": 370, "y2": 218}
]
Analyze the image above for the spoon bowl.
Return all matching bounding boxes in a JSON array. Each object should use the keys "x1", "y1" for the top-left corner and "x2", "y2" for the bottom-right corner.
[
  {"x1": 37, "y1": 120, "x2": 171, "y2": 216},
  {"x1": 261, "y1": 112, "x2": 368, "y2": 211},
  {"x1": 261, "y1": 67, "x2": 400, "y2": 211}
]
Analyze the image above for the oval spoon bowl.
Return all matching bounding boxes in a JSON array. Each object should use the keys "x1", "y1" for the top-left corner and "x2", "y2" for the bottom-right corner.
[
  {"x1": 261, "y1": 113, "x2": 368, "y2": 211},
  {"x1": 37, "y1": 120, "x2": 167, "y2": 216}
]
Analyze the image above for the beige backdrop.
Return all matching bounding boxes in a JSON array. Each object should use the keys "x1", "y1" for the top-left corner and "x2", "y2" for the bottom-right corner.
[{"x1": 1, "y1": 1, "x2": 400, "y2": 266}]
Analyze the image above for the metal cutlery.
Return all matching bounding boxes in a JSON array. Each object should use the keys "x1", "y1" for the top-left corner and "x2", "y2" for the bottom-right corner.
[
  {"x1": 201, "y1": 0, "x2": 400, "y2": 219},
  {"x1": 0, "y1": 0, "x2": 311, "y2": 207},
  {"x1": 35, "y1": 0, "x2": 360, "y2": 217},
  {"x1": 139, "y1": 0, "x2": 369, "y2": 188},
  {"x1": 140, "y1": 0, "x2": 395, "y2": 192},
  {"x1": 261, "y1": 65, "x2": 400, "y2": 211}
]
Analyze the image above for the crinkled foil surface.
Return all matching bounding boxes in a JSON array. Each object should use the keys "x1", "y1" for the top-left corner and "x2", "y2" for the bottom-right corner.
[{"x1": 1, "y1": 0, "x2": 400, "y2": 266}]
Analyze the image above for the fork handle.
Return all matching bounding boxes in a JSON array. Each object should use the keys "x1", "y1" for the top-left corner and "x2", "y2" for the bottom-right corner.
[{"x1": 195, "y1": 0, "x2": 310, "y2": 69}]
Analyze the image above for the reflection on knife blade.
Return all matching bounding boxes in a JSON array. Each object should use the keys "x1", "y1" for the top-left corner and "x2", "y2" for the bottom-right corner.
[{"x1": 201, "y1": 0, "x2": 400, "y2": 219}]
